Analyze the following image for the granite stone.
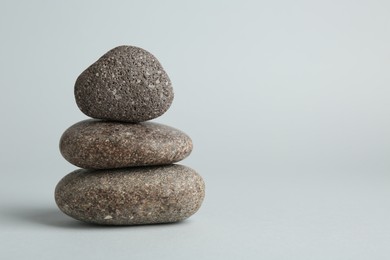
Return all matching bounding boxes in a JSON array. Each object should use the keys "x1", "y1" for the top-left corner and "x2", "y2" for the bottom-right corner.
[
  {"x1": 55, "y1": 165, "x2": 205, "y2": 225},
  {"x1": 60, "y1": 119, "x2": 193, "y2": 169},
  {"x1": 74, "y1": 45, "x2": 174, "y2": 122}
]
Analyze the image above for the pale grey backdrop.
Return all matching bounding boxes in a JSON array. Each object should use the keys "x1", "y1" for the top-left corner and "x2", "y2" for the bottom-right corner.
[{"x1": 1, "y1": 0, "x2": 389, "y2": 259}]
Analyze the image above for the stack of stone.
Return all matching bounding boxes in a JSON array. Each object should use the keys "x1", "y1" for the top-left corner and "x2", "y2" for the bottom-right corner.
[{"x1": 55, "y1": 46, "x2": 205, "y2": 225}]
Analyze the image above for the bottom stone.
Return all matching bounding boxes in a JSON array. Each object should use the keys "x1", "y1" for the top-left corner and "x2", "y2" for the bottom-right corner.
[{"x1": 55, "y1": 164, "x2": 205, "y2": 225}]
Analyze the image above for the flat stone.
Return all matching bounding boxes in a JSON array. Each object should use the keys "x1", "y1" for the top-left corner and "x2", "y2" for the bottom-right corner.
[
  {"x1": 60, "y1": 119, "x2": 193, "y2": 169},
  {"x1": 74, "y1": 45, "x2": 174, "y2": 122},
  {"x1": 55, "y1": 165, "x2": 205, "y2": 225}
]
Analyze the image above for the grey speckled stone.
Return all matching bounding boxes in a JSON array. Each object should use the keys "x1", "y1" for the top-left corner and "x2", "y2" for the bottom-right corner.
[
  {"x1": 75, "y1": 45, "x2": 174, "y2": 122},
  {"x1": 60, "y1": 119, "x2": 192, "y2": 169},
  {"x1": 55, "y1": 165, "x2": 205, "y2": 225}
]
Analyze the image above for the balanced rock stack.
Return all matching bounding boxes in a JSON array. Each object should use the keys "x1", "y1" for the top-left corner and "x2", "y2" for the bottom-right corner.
[{"x1": 55, "y1": 46, "x2": 205, "y2": 225}]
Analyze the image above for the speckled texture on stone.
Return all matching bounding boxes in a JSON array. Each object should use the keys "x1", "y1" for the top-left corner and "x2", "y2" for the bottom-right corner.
[
  {"x1": 55, "y1": 165, "x2": 205, "y2": 225},
  {"x1": 74, "y1": 45, "x2": 174, "y2": 122},
  {"x1": 60, "y1": 119, "x2": 193, "y2": 169}
]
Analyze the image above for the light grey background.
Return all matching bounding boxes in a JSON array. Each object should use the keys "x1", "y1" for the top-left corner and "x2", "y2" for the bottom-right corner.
[{"x1": 1, "y1": 0, "x2": 389, "y2": 259}]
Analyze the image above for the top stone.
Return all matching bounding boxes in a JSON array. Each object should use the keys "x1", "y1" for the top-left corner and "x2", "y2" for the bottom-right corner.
[{"x1": 74, "y1": 45, "x2": 174, "y2": 122}]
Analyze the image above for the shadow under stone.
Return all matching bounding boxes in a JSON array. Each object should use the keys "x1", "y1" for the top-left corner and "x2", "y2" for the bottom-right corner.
[{"x1": 2, "y1": 205, "x2": 191, "y2": 230}]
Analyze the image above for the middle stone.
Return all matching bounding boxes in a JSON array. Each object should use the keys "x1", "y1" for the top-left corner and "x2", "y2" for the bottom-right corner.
[{"x1": 60, "y1": 119, "x2": 193, "y2": 169}]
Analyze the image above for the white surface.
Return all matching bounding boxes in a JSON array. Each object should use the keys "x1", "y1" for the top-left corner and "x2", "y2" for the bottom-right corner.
[{"x1": 1, "y1": 0, "x2": 390, "y2": 259}]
